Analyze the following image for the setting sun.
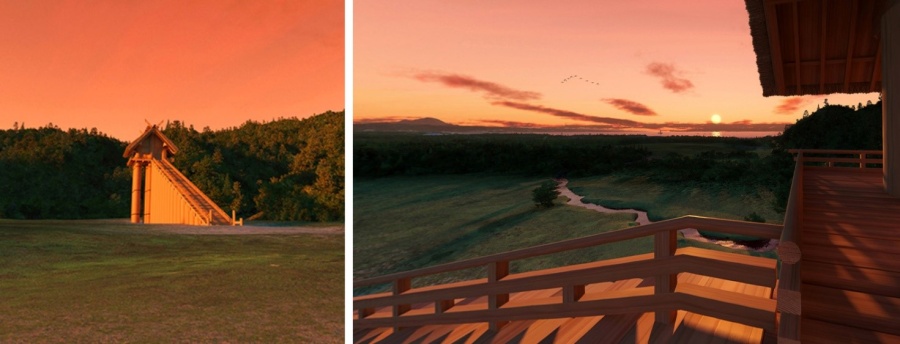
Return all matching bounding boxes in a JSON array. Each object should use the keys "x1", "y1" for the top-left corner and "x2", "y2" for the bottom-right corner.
[{"x1": 711, "y1": 114, "x2": 722, "y2": 124}]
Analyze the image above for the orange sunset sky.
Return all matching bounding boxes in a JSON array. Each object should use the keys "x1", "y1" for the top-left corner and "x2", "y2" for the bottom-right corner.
[
  {"x1": 0, "y1": 0, "x2": 343, "y2": 141},
  {"x1": 354, "y1": 0, "x2": 879, "y2": 135}
]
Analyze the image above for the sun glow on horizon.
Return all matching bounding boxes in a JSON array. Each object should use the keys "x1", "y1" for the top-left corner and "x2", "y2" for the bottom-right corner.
[{"x1": 711, "y1": 114, "x2": 722, "y2": 124}]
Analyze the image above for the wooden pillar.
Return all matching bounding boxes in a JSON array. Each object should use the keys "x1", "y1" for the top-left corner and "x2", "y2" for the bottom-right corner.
[
  {"x1": 884, "y1": 0, "x2": 900, "y2": 196},
  {"x1": 130, "y1": 163, "x2": 143, "y2": 223},
  {"x1": 143, "y1": 163, "x2": 152, "y2": 223}
]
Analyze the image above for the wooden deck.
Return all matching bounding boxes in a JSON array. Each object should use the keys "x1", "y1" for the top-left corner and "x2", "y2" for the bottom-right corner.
[
  {"x1": 354, "y1": 272, "x2": 773, "y2": 344},
  {"x1": 799, "y1": 167, "x2": 900, "y2": 343}
]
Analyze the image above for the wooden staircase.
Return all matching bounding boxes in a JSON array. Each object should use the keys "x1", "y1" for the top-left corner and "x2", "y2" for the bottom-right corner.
[{"x1": 150, "y1": 158, "x2": 231, "y2": 225}]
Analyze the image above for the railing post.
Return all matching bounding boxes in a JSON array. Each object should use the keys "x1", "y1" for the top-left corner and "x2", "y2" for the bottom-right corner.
[
  {"x1": 777, "y1": 155, "x2": 804, "y2": 342},
  {"x1": 393, "y1": 277, "x2": 411, "y2": 332},
  {"x1": 358, "y1": 307, "x2": 374, "y2": 319},
  {"x1": 777, "y1": 242, "x2": 802, "y2": 343},
  {"x1": 860, "y1": 152, "x2": 866, "y2": 169},
  {"x1": 563, "y1": 284, "x2": 585, "y2": 303},
  {"x1": 488, "y1": 261, "x2": 509, "y2": 331},
  {"x1": 654, "y1": 229, "x2": 677, "y2": 324},
  {"x1": 435, "y1": 299, "x2": 454, "y2": 314}
]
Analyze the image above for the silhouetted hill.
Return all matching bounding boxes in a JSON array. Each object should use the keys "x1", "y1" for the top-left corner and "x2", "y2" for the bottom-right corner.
[
  {"x1": 396, "y1": 117, "x2": 450, "y2": 126},
  {"x1": 354, "y1": 117, "x2": 618, "y2": 134},
  {"x1": 355, "y1": 117, "x2": 460, "y2": 132}
]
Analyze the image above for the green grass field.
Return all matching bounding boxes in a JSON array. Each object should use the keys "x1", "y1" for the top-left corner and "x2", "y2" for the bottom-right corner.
[
  {"x1": 0, "y1": 220, "x2": 343, "y2": 343},
  {"x1": 354, "y1": 174, "x2": 775, "y2": 295}
]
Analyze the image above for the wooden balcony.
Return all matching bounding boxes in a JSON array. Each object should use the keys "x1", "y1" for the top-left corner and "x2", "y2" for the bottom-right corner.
[
  {"x1": 788, "y1": 150, "x2": 900, "y2": 343},
  {"x1": 353, "y1": 149, "x2": 900, "y2": 343}
]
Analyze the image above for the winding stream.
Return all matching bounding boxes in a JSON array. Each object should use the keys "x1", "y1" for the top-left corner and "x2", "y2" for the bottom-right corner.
[{"x1": 556, "y1": 179, "x2": 778, "y2": 253}]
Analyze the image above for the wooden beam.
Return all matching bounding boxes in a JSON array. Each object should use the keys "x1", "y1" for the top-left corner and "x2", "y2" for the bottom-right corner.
[
  {"x1": 871, "y1": 37, "x2": 882, "y2": 92},
  {"x1": 784, "y1": 56, "x2": 876, "y2": 66},
  {"x1": 819, "y1": 0, "x2": 828, "y2": 93},
  {"x1": 843, "y1": 0, "x2": 860, "y2": 92},
  {"x1": 793, "y1": 1, "x2": 803, "y2": 94},
  {"x1": 765, "y1": 2, "x2": 787, "y2": 95}
]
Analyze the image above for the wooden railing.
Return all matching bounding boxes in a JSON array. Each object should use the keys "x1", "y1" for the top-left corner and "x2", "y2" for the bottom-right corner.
[
  {"x1": 777, "y1": 153, "x2": 804, "y2": 344},
  {"x1": 354, "y1": 216, "x2": 783, "y2": 333},
  {"x1": 789, "y1": 149, "x2": 883, "y2": 169}
]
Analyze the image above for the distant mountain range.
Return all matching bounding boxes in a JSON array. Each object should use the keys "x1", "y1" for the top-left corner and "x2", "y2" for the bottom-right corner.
[{"x1": 354, "y1": 117, "x2": 628, "y2": 134}]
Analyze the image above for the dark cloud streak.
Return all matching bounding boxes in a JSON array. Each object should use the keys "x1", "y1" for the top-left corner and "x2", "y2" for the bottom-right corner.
[
  {"x1": 491, "y1": 100, "x2": 786, "y2": 132},
  {"x1": 413, "y1": 72, "x2": 541, "y2": 101},
  {"x1": 491, "y1": 101, "x2": 643, "y2": 127},
  {"x1": 602, "y1": 98, "x2": 657, "y2": 116}
]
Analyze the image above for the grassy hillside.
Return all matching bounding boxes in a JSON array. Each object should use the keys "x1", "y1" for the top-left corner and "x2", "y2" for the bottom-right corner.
[{"x1": 0, "y1": 220, "x2": 343, "y2": 343}]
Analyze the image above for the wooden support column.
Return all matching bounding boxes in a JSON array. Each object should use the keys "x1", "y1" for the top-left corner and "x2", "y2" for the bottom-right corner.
[
  {"x1": 654, "y1": 230, "x2": 677, "y2": 324},
  {"x1": 885, "y1": 0, "x2": 900, "y2": 197},
  {"x1": 130, "y1": 163, "x2": 143, "y2": 223},
  {"x1": 488, "y1": 261, "x2": 509, "y2": 331}
]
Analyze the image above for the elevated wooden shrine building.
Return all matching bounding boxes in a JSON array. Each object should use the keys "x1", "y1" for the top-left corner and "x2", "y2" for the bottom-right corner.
[
  {"x1": 124, "y1": 125, "x2": 239, "y2": 226},
  {"x1": 353, "y1": 1, "x2": 900, "y2": 343}
]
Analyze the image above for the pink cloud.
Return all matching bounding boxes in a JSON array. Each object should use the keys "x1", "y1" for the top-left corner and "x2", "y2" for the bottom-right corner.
[
  {"x1": 646, "y1": 62, "x2": 694, "y2": 93},
  {"x1": 774, "y1": 96, "x2": 822, "y2": 115}
]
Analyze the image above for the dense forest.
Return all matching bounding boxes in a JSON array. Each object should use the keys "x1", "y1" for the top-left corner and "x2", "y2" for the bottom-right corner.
[
  {"x1": 0, "y1": 111, "x2": 344, "y2": 221},
  {"x1": 356, "y1": 101, "x2": 882, "y2": 214},
  {"x1": 355, "y1": 133, "x2": 773, "y2": 181}
]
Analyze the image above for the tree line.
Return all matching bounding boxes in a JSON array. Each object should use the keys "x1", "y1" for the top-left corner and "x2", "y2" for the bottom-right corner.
[
  {"x1": 355, "y1": 133, "x2": 654, "y2": 177},
  {"x1": 0, "y1": 111, "x2": 344, "y2": 222}
]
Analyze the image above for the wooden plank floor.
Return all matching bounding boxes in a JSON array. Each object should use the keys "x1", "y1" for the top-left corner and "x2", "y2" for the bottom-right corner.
[
  {"x1": 353, "y1": 273, "x2": 772, "y2": 344},
  {"x1": 800, "y1": 168, "x2": 900, "y2": 343}
]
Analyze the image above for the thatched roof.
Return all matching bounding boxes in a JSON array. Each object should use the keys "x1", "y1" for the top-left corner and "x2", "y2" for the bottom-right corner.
[
  {"x1": 745, "y1": 0, "x2": 888, "y2": 97},
  {"x1": 122, "y1": 125, "x2": 179, "y2": 158}
]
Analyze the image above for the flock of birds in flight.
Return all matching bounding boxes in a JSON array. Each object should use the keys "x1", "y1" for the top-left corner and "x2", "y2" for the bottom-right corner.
[
  {"x1": 559, "y1": 74, "x2": 664, "y2": 134},
  {"x1": 561, "y1": 74, "x2": 601, "y2": 85}
]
